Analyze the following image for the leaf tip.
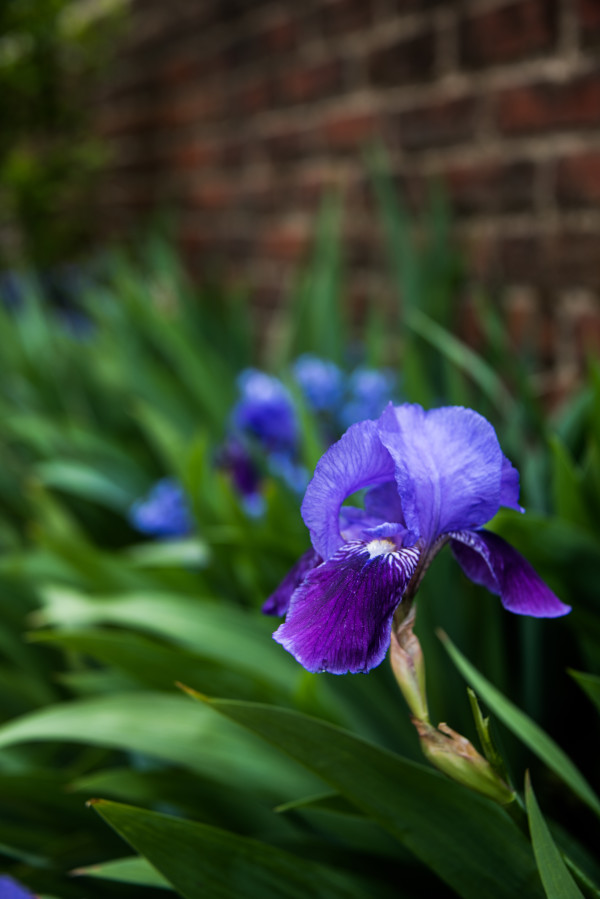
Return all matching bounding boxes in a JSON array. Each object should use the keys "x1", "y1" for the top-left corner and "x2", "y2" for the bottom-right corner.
[{"x1": 175, "y1": 681, "x2": 210, "y2": 702}]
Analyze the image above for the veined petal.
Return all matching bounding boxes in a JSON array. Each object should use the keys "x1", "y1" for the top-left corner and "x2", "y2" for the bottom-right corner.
[
  {"x1": 301, "y1": 419, "x2": 395, "y2": 559},
  {"x1": 262, "y1": 548, "x2": 321, "y2": 616},
  {"x1": 500, "y1": 455, "x2": 524, "y2": 512},
  {"x1": 377, "y1": 404, "x2": 503, "y2": 543},
  {"x1": 273, "y1": 539, "x2": 420, "y2": 674},
  {"x1": 450, "y1": 529, "x2": 571, "y2": 618}
]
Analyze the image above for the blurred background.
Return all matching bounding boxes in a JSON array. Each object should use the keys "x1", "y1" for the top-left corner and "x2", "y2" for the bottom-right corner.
[{"x1": 3, "y1": 0, "x2": 600, "y2": 397}]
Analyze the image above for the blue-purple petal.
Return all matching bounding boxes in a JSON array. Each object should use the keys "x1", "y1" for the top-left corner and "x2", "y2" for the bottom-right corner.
[
  {"x1": 0, "y1": 876, "x2": 36, "y2": 899},
  {"x1": 301, "y1": 419, "x2": 395, "y2": 559},
  {"x1": 500, "y1": 455, "x2": 524, "y2": 512},
  {"x1": 364, "y1": 481, "x2": 405, "y2": 525},
  {"x1": 273, "y1": 540, "x2": 420, "y2": 674},
  {"x1": 450, "y1": 529, "x2": 571, "y2": 617},
  {"x1": 377, "y1": 404, "x2": 503, "y2": 543},
  {"x1": 262, "y1": 548, "x2": 321, "y2": 616}
]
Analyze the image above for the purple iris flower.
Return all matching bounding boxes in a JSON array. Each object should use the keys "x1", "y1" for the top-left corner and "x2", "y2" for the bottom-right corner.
[
  {"x1": 0, "y1": 876, "x2": 36, "y2": 898},
  {"x1": 217, "y1": 438, "x2": 265, "y2": 517},
  {"x1": 232, "y1": 369, "x2": 297, "y2": 453},
  {"x1": 129, "y1": 478, "x2": 192, "y2": 538},
  {"x1": 293, "y1": 354, "x2": 345, "y2": 412},
  {"x1": 264, "y1": 403, "x2": 570, "y2": 675}
]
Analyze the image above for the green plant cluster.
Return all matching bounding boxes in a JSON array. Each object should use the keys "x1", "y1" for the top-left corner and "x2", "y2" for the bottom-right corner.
[
  {"x1": 0, "y1": 0, "x2": 125, "y2": 268},
  {"x1": 0, "y1": 184, "x2": 598, "y2": 899}
]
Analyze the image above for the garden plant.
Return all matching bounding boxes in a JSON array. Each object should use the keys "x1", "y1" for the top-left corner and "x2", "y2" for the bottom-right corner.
[{"x1": 0, "y1": 180, "x2": 597, "y2": 899}]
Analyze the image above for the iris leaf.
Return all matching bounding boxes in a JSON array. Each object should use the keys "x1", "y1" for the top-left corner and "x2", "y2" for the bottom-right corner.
[
  {"x1": 0, "y1": 693, "x2": 323, "y2": 802},
  {"x1": 525, "y1": 773, "x2": 585, "y2": 899},
  {"x1": 90, "y1": 800, "x2": 371, "y2": 899},
  {"x1": 568, "y1": 670, "x2": 600, "y2": 715},
  {"x1": 440, "y1": 633, "x2": 600, "y2": 818},
  {"x1": 184, "y1": 691, "x2": 543, "y2": 899},
  {"x1": 73, "y1": 855, "x2": 171, "y2": 890}
]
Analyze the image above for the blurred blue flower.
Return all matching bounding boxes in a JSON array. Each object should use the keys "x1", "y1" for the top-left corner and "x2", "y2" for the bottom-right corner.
[
  {"x1": 218, "y1": 438, "x2": 265, "y2": 518},
  {"x1": 292, "y1": 354, "x2": 344, "y2": 412},
  {"x1": 232, "y1": 369, "x2": 297, "y2": 452},
  {"x1": 0, "y1": 876, "x2": 36, "y2": 898},
  {"x1": 340, "y1": 367, "x2": 397, "y2": 428},
  {"x1": 0, "y1": 270, "x2": 26, "y2": 310},
  {"x1": 268, "y1": 451, "x2": 309, "y2": 495},
  {"x1": 129, "y1": 478, "x2": 192, "y2": 538}
]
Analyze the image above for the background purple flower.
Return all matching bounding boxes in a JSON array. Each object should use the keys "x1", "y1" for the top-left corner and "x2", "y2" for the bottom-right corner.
[
  {"x1": 129, "y1": 478, "x2": 193, "y2": 538},
  {"x1": 292, "y1": 354, "x2": 344, "y2": 412},
  {"x1": 339, "y1": 367, "x2": 397, "y2": 428},
  {"x1": 232, "y1": 369, "x2": 297, "y2": 452},
  {"x1": 0, "y1": 876, "x2": 36, "y2": 899}
]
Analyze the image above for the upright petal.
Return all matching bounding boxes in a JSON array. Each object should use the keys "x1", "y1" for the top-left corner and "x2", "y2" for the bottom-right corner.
[
  {"x1": 500, "y1": 455, "x2": 524, "y2": 512},
  {"x1": 450, "y1": 529, "x2": 571, "y2": 617},
  {"x1": 301, "y1": 420, "x2": 395, "y2": 559},
  {"x1": 262, "y1": 548, "x2": 321, "y2": 616},
  {"x1": 377, "y1": 404, "x2": 503, "y2": 543},
  {"x1": 274, "y1": 540, "x2": 420, "y2": 674}
]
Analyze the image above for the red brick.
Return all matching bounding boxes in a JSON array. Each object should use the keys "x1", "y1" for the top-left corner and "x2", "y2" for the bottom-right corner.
[
  {"x1": 161, "y1": 55, "x2": 200, "y2": 84},
  {"x1": 460, "y1": 0, "x2": 558, "y2": 68},
  {"x1": 368, "y1": 30, "x2": 436, "y2": 87},
  {"x1": 220, "y1": 138, "x2": 248, "y2": 168},
  {"x1": 557, "y1": 151, "x2": 600, "y2": 206},
  {"x1": 174, "y1": 140, "x2": 219, "y2": 170},
  {"x1": 316, "y1": 0, "x2": 374, "y2": 37},
  {"x1": 263, "y1": 127, "x2": 319, "y2": 163},
  {"x1": 239, "y1": 180, "x2": 283, "y2": 214},
  {"x1": 395, "y1": 96, "x2": 478, "y2": 150},
  {"x1": 442, "y1": 159, "x2": 536, "y2": 215},
  {"x1": 159, "y1": 89, "x2": 226, "y2": 126},
  {"x1": 496, "y1": 71, "x2": 600, "y2": 134},
  {"x1": 498, "y1": 233, "x2": 544, "y2": 282},
  {"x1": 234, "y1": 77, "x2": 273, "y2": 114},
  {"x1": 96, "y1": 105, "x2": 157, "y2": 138},
  {"x1": 290, "y1": 169, "x2": 343, "y2": 212},
  {"x1": 323, "y1": 111, "x2": 379, "y2": 150},
  {"x1": 573, "y1": 306, "x2": 600, "y2": 359},
  {"x1": 544, "y1": 229, "x2": 600, "y2": 289},
  {"x1": 277, "y1": 60, "x2": 343, "y2": 106},
  {"x1": 260, "y1": 222, "x2": 310, "y2": 261},
  {"x1": 576, "y1": 0, "x2": 600, "y2": 47},
  {"x1": 188, "y1": 181, "x2": 233, "y2": 211},
  {"x1": 262, "y1": 18, "x2": 297, "y2": 53}
]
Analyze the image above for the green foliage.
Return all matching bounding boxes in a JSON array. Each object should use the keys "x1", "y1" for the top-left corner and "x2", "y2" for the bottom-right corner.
[{"x1": 0, "y1": 188, "x2": 597, "y2": 899}]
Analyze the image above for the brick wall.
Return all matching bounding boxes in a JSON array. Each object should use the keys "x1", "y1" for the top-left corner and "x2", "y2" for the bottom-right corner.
[{"x1": 94, "y1": 0, "x2": 600, "y2": 391}]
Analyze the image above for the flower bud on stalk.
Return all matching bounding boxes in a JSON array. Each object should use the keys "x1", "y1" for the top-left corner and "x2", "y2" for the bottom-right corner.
[
  {"x1": 414, "y1": 720, "x2": 516, "y2": 806},
  {"x1": 391, "y1": 605, "x2": 515, "y2": 806}
]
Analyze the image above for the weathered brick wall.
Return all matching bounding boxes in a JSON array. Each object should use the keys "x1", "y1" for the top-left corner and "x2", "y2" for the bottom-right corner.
[{"x1": 94, "y1": 0, "x2": 600, "y2": 390}]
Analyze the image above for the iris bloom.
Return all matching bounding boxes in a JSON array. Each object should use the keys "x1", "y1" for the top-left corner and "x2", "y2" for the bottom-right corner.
[
  {"x1": 293, "y1": 354, "x2": 344, "y2": 412},
  {"x1": 232, "y1": 369, "x2": 297, "y2": 453},
  {"x1": 129, "y1": 478, "x2": 192, "y2": 538},
  {"x1": 340, "y1": 367, "x2": 397, "y2": 428},
  {"x1": 264, "y1": 403, "x2": 570, "y2": 674},
  {"x1": 0, "y1": 876, "x2": 36, "y2": 898}
]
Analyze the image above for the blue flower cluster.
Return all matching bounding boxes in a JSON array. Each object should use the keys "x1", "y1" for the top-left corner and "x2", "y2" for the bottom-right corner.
[
  {"x1": 221, "y1": 357, "x2": 400, "y2": 514},
  {"x1": 129, "y1": 357, "x2": 400, "y2": 533},
  {"x1": 293, "y1": 354, "x2": 399, "y2": 431},
  {"x1": 129, "y1": 478, "x2": 193, "y2": 538}
]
